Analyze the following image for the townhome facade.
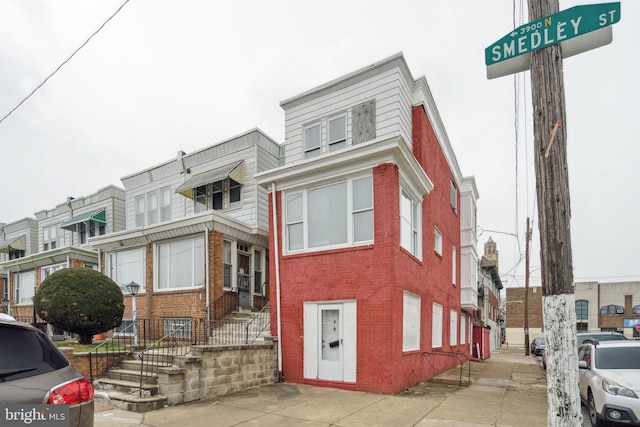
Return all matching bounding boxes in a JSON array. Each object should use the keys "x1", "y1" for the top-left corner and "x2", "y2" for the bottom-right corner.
[
  {"x1": 90, "y1": 129, "x2": 282, "y2": 334},
  {"x1": 257, "y1": 53, "x2": 479, "y2": 394},
  {"x1": 476, "y1": 237, "x2": 503, "y2": 357},
  {"x1": 0, "y1": 185, "x2": 125, "y2": 324}
]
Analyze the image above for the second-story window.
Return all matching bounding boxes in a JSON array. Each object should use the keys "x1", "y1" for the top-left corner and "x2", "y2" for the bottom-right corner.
[
  {"x1": 193, "y1": 178, "x2": 242, "y2": 213},
  {"x1": 136, "y1": 187, "x2": 172, "y2": 227},
  {"x1": 304, "y1": 122, "x2": 321, "y2": 159},
  {"x1": 43, "y1": 225, "x2": 58, "y2": 251},
  {"x1": 328, "y1": 113, "x2": 347, "y2": 152},
  {"x1": 400, "y1": 188, "x2": 420, "y2": 257}
]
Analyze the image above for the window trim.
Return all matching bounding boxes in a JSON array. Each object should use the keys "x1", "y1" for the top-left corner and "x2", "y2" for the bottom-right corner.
[
  {"x1": 303, "y1": 121, "x2": 321, "y2": 159},
  {"x1": 434, "y1": 227, "x2": 443, "y2": 256},
  {"x1": 155, "y1": 237, "x2": 205, "y2": 291},
  {"x1": 403, "y1": 291, "x2": 421, "y2": 352},
  {"x1": 327, "y1": 112, "x2": 347, "y2": 152},
  {"x1": 284, "y1": 175, "x2": 374, "y2": 254},
  {"x1": 400, "y1": 187, "x2": 421, "y2": 258},
  {"x1": 450, "y1": 309, "x2": 458, "y2": 346},
  {"x1": 432, "y1": 302, "x2": 443, "y2": 349},
  {"x1": 107, "y1": 247, "x2": 146, "y2": 294}
]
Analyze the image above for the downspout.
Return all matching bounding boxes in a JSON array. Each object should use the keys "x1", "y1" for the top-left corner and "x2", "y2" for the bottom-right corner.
[
  {"x1": 271, "y1": 182, "x2": 283, "y2": 381},
  {"x1": 205, "y1": 227, "x2": 210, "y2": 325}
]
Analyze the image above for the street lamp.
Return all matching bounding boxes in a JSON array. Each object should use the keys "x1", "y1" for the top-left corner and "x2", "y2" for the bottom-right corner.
[
  {"x1": 2, "y1": 297, "x2": 8, "y2": 314},
  {"x1": 126, "y1": 281, "x2": 140, "y2": 346}
]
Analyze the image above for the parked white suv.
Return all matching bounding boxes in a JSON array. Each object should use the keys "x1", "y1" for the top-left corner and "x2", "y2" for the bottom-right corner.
[{"x1": 578, "y1": 340, "x2": 640, "y2": 426}]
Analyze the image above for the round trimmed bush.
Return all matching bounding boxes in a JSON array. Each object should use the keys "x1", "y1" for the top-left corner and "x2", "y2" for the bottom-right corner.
[{"x1": 35, "y1": 268, "x2": 125, "y2": 344}]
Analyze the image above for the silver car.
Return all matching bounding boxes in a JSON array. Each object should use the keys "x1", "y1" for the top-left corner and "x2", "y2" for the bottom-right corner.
[{"x1": 0, "y1": 317, "x2": 94, "y2": 426}]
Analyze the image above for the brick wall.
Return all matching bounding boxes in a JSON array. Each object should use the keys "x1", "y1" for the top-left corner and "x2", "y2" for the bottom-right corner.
[{"x1": 505, "y1": 287, "x2": 544, "y2": 329}]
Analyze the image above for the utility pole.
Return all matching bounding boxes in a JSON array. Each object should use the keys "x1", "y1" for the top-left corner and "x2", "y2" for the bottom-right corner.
[
  {"x1": 528, "y1": 0, "x2": 581, "y2": 425},
  {"x1": 523, "y1": 217, "x2": 531, "y2": 356}
]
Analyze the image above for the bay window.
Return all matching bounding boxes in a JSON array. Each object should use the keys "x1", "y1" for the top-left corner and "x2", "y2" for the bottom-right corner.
[
  {"x1": 157, "y1": 237, "x2": 205, "y2": 290},
  {"x1": 108, "y1": 248, "x2": 145, "y2": 293}
]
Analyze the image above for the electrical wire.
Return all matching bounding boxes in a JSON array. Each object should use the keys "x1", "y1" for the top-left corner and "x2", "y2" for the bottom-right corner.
[{"x1": 0, "y1": 0, "x2": 132, "y2": 126}]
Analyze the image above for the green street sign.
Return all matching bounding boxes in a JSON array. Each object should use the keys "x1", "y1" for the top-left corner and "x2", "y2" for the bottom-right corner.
[{"x1": 486, "y1": 2, "x2": 620, "y2": 66}]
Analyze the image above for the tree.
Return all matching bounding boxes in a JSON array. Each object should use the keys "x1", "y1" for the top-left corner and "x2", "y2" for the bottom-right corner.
[{"x1": 35, "y1": 268, "x2": 125, "y2": 345}]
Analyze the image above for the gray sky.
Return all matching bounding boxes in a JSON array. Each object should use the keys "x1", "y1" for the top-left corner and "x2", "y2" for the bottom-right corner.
[{"x1": 1, "y1": 0, "x2": 637, "y2": 287}]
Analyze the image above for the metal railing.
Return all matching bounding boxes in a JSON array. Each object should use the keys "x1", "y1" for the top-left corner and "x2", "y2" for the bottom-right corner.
[
  {"x1": 244, "y1": 301, "x2": 271, "y2": 344},
  {"x1": 88, "y1": 322, "x2": 136, "y2": 382}
]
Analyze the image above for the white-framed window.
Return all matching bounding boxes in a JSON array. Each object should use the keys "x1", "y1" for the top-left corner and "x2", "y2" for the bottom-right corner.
[
  {"x1": 432, "y1": 302, "x2": 443, "y2": 348},
  {"x1": 41, "y1": 263, "x2": 65, "y2": 281},
  {"x1": 135, "y1": 195, "x2": 145, "y2": 227},
  {"x1": 43, "y1": 225, "x2": 59, "y2": 251},
  {"x1": 163, "y1": 318, "x2": 191, "y2": 338},
  {"x1": 285, "y1": 175, "x2": 373, "y2": 252},
  {"x1": 304, "y1": 122, "x2": 321, "y2": 159},
  {"x1": 107, "y1": 248, "x2": 145, "y2": 293},
  {"x1": 327, "y1": 113, "x2": 347, "y2": 152},
  {"x1": 15, "y1": 271, "x2": 36, "y2": 304},
  {"x1": 400, "y1": 188, "x2": 420, "y2": 257},
  {"x1": 460, "y1": 313, "x2": 467, "y2": 345},
  {"x1": 450, "y1": 309, "x2": 458, "y2": 346},
  {"x1": 160, "y1": 186, "x2": 172, "y2": 221},
  {"x1": 403, "y1": 291, "x2": 421, "y2": 351},
  {"x1": 194, "y1": 179, "x2": 241, "y2": 212},
  {"x1": 452, "y1": 245, "x2": 457, "y2": 285},
  {"x1": 147, "y1": 191, "x2": 158, "y2": 225},
  {"x1": 254, "y1": 249, "x2": 263, "y2": 294},
  {"x1": 450, "y1": 180, "x2": 457, "y2": 213},
  {"x1": 434, "y1": 227, "x2": 443, "y2": 256},
  {"x1": 223, "y1": 240, "x2": 233, "y2": 289},
  {"x1": 156, "y1": 237, "x2": 205, "y2": 290},
  {"x1": 79, "y1": 220, "x2": 106, "y2": 245}
]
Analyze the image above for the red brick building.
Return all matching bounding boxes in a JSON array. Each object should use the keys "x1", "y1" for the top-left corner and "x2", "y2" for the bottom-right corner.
[{"x1": 257, "y1": 54, "x2": 479, "y2": 394}]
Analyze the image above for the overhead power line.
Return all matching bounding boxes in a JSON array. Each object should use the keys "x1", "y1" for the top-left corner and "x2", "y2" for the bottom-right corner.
[{"x1": 0, "y1": 0, "x2": 132, "y2": 126}]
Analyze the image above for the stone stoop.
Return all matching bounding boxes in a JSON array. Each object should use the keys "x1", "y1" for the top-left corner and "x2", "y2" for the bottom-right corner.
[
  {"x1": 93, "y1": 352, "x2": 174, "y2": 412},
  {"x1": 208, "y1": 307, "x2": 271, "y2": 345}
]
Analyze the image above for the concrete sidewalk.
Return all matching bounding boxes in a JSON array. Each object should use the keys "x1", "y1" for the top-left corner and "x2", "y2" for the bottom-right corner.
[{"x1": 94, "y1": 347, "x2": 551, "y2": 427}]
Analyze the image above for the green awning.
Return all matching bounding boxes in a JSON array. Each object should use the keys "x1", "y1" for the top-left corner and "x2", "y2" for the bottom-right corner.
[
  {"x1": 0, "y1": 235, "x2": 26, "y2": 253},
  {"x1": 60, "y1": 209, "x2": 106, "y2": 231},
  {"x1": 176, "y1": 160, "x2": 244, "y2": 198}
]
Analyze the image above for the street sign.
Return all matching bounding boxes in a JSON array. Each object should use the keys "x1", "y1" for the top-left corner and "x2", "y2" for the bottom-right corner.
[{"x1": 486, "y1": 2, "x2": 620, "y2": 79}]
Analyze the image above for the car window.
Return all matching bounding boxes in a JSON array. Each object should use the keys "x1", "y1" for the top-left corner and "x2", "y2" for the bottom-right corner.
[
  {"x1": 596, "y1": 347, "x2": 640, "y2": 369},
  {"x1": 0, "y1": 325, "x2": 69, "y2": 382}
]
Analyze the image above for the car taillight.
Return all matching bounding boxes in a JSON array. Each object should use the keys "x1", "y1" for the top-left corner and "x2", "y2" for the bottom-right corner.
[{"x1": 47, "y1": 377, "x2": 94, "y2": 405}]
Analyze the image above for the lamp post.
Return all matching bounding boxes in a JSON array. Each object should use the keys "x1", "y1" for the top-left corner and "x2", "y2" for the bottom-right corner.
[
  {"x1": 2, "y1": 297, "x2": 8, "y2": 314},
  {"x1": 126, "y1": 281, "x2": 140, "y2": 346}
]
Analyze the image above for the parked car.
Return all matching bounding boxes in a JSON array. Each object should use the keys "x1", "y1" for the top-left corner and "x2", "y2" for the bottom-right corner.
[
  {"x1": 578, "y1": 340, "x2": 640, "y2": 426},
  {"x1": 542, "y1": 331, "x2": 628, "y2": 369},
  {"x1": 0, "y1": 317, "x2": 94, "y2": 427},
  {"x1": 530, "y1": 337, "x2": 546, "y2": 356}
]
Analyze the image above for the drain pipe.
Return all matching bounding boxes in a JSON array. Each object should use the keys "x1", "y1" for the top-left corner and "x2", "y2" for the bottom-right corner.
[{"x1": 271, "y1": 183, "x2": 283, "y2": 380}]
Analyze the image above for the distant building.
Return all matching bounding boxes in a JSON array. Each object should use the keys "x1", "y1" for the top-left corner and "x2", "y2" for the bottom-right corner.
[
  {"x1": 476, "y1": 238, "x2": 503, "y2": 357},
  {"x1": 505, "y1": 280, "x2": 640, "y2": 346}
]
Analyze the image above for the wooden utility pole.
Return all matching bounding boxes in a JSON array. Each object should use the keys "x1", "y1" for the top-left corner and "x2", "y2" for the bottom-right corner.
[
  {"x1": 523, "y1": 217, "x2": 531, "y2": 356},
  {"x1": 528, "y1": 0, "x2": 580, "y2": 425}
]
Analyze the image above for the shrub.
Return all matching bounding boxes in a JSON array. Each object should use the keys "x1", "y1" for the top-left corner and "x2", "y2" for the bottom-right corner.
[{"x1": 35, "y1": 268, "x2": 125, "y2": 344}]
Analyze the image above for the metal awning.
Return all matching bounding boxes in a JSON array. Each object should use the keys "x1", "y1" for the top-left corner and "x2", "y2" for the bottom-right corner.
[
  {"x1": 176, "y1": 160, "x2": 244, "y2": 198},
  {"x1": 0, "y1": 235, "x2": 26, "y2": 253},
  {"x1": 60, "y1": 209, "x2": 106, "y2": 231}
]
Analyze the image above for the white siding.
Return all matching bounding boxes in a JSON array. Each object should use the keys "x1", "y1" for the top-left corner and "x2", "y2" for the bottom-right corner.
[{"x1": 282, "y1": 66, "x2": 413, "y2": 164}]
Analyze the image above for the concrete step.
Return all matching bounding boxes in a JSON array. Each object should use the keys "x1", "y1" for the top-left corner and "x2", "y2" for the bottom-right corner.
[
  {"x1": 105, "y1": 368, "x2": 157, "y2": 383},
  {"x1": 93, "y1": 390, "x2": 167, "y2": 413},
  {"x1": 120, "y1": 358, "x2": 172, "y2": 372},
  {"x1": 94, "y1": 377, "x2": 159, "y2": 396}
]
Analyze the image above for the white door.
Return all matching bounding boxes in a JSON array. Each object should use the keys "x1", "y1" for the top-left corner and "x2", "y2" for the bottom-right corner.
[{"x1": 304, "y1": 301, "x2": 356, "y2": 383}]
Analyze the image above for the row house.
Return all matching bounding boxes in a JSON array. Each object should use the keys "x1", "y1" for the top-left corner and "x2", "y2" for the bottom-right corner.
[
  {"x1": 0, "y1": 185, "x2": 125, "y2": 324},
  {"x1": 476, "y1": 237, "x2": 504, "y2": 358},
  {"x1": 89, "y1": 129, "x2": 282, "y2": 333},
  {"x1": 256, "y1": 53, "x2": 479, "y2": 394}
]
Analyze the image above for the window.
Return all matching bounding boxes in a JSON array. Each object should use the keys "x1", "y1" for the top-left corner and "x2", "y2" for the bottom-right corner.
[
  {"x1": 163, "y1": 318, "x2": 191, "y2": 338},
  {"x1": 403, "y1": 291, "x2": 421, "y2": 351},
  {"x1": 400, "y1": 188, "x2": 420, "y2": 257},
  {"x1": 328, "y1": 113, "x2": 347, "y2": 152},
  {"x1": 157, "y1": 237, "x2": 205, "y2": 290},
  {"x1": 41, "y1": 264, "x2": 65, "y2": 281},
  {"x1": 600, "y1": 304, "x2": 624, "y2": 315},
  {"x1": 576, "y1": 300, "x2": 589, "y2": 320},
  {"x1": 193, "y1": 179, "x2": 241, "y2": 212},
  {"x1": 285, "y1": 176, "x2": 373, "y2": 252},
  {"x1": 147, "y1": 191, "x2": 158, "y2": 225},
  {"x1": 434, "y1": 227, "x2": 443, "y2": 256},
  {"x1": 633, "y1": 305, "x2": 640, "y2": 315},
  {"x1": 15, "y1": 271, "x2": 35, "y2": 304},
  {"x1": 452, "y1": 246, "x2": 457, "y2": 285},
  {"x1": 450, "y1": 180, "x2": 457, "y2": 213},
  {"x1": 135, "y1": 195, "x2": 145, "y2": 227},
  {"x1": 304, "y1": 122, "x2": 321, "y2": 159},
  {"x1": 78, "y1": 220, "x2": 106, "y2": 244},
  {"x1": 450, "y1": 309, "x2": 458, "y2": 346},
  {"x1": 108, "y1": 248, "x2": 145, "y2": 293},
  {"x1": 254, "y1": 249, "x2": 263, "y2": 294},
  {"x1": 432, "y1": 303, "x2": 443, "y2": 348},
  {"x1": 43, "y1": 225, "x2": 59, "y2": 251},
  {"x1": 460, "y1": 313, "x2": 467, "y2": 345},
  {"x1": 160, "y1": 187, "x2": 171, "y2": 221},
  {"x1": 223, "y1": 240, "x2": 233, "y2": 289}
]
